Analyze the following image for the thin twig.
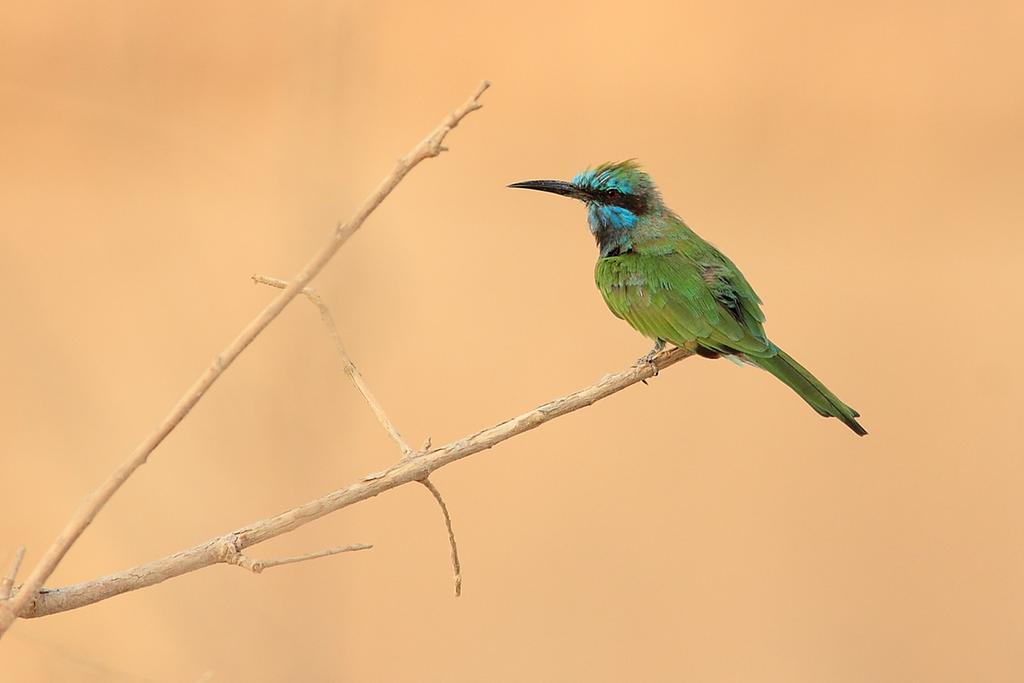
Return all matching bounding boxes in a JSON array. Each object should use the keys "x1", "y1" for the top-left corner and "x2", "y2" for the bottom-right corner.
[
  {"x1": 0, "y1": 547, "x2": 26, "y2": 601},
  {"x1": 421, "y1": 479, "x2": 461, "y2": 596},
  {"x1": 224, "y1": 543, "x2": 372, "y2": 574},
  {"x1": 14, "y1": 346, "x2": 693, "y2": 618},
  {"x1": 256, "y1": 274, "x2": 462, "y2": 594},
  {"x1": 251, "y1": 275, "x2": 413, "y2": 456},
  {"x1": 0, "y1": 80, "x2": 490, "y2": 638}
]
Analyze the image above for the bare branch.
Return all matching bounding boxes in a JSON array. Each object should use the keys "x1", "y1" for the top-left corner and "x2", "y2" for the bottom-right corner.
[
  {"x1": 223, "y1": 543, "x2": 372, "y2": 574},
  {"x1": 251, "y1": 275, "x2": 413, "y2": 456},
  {"x1": 14, "y1": 346, "x2": 692, "y2": 618},
  {"x1": 421, "y1": 479, "x2": 462, "y2": 596},
  {"x1": 0, "y1": 80, "x2": 491, "y2": 637},
  {"x1": 0, "y1": 547, "x2": 26, "y2": 601}
]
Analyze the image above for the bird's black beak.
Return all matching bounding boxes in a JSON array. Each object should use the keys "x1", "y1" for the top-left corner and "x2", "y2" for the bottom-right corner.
[{"x1": 507, "y1": 179, "x2": 590, "y2": 202}]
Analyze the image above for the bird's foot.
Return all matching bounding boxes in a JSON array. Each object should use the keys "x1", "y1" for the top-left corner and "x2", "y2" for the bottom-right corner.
[{"x1": 635, "y1": 340, "x2": 666, "y2": 379}]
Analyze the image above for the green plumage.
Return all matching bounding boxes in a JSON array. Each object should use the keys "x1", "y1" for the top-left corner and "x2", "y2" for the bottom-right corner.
[{"x1": 511, "y1": 161, "x2": 865, "y2": 436}]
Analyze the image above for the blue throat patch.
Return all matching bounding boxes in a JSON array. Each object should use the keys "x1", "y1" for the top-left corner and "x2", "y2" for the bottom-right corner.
[
  {"x1": 588, "y1": 204, "x2": 638, "y2": 232},
  {"x1": 588, "y1": 204, "x2": 637, "y2": 256}
]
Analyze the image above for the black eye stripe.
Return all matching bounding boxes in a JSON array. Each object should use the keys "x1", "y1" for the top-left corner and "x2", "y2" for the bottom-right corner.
[{"x1": 597, "y1": 188, "x2": 648, "y2": 215}]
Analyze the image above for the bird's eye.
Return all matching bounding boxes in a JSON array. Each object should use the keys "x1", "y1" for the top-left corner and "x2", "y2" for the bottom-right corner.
[{"x1": 605, "y1": 189, "x2": 622, "y2": 199}]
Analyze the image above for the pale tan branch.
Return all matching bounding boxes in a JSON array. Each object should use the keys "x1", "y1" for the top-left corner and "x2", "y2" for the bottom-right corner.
[
  {"x1": 0, "y1": 80, "x2": 490, "y2": 637},
  {"x1": 0, "y1": 547, "x2": 26, "y2": 601},
  {"x1": 223, "y1": 543, "x2": 372, "y2": 575},
  {"x1": 14, "y1": 346, "x2": 692, "y2": 618},
  {"x1": 251, "y1": 275, "x2": 413, "y2": 456},
  {"x1": 421, "y1": 478, "x2": 462, "y2": 596}
]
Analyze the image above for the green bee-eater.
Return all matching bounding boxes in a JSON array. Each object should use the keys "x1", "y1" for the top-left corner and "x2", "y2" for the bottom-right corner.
[{"x1": 510, "y1": 160, "x2": 866, "y2": 435}]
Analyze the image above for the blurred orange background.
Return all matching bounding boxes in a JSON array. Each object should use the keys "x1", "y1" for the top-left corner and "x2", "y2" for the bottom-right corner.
[{"x1": 3, "y1": 1, "x2": 1023, "y2": 680}]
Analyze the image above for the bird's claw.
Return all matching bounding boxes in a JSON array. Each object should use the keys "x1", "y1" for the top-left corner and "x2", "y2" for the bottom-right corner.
[{"x1": 634, "y1": 341, "x2": 665, "y2": 377}]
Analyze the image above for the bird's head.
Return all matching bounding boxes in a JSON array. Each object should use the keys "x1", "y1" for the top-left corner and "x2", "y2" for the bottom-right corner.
[{"x1": 509, "y1": 160, "x2": 664, "y2": 256}]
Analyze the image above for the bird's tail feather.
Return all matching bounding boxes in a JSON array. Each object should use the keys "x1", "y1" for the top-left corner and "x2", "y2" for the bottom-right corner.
[{"x1": 753, "y1": 347, "x2": 867, "y2": 436}]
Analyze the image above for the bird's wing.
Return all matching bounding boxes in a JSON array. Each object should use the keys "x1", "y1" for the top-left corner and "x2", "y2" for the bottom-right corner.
[
  {"x1": 596, "y1": 252, "x2": 771, "y2": 356},
  {"x1": 699, "y1": 243, "x2": 768, "y2": 333}
]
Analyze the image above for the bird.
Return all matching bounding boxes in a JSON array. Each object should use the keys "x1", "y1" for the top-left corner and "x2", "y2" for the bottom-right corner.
[{"x1": 509, "y1": 160, "x2": 866, "y2": 436}]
